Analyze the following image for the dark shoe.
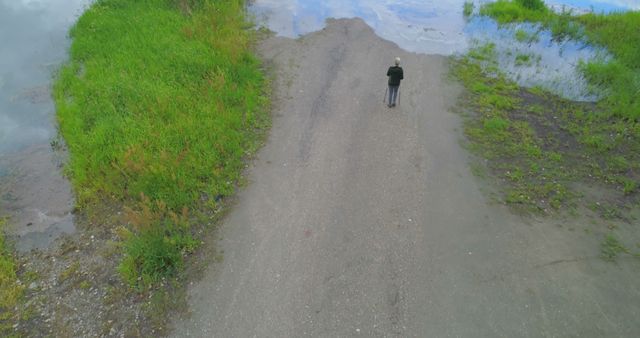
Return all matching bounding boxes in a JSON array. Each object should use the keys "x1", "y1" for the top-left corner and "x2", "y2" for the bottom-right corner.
[
  {"x1": 391, "y1": 103, "x2": 396, "y2": 107},
  {"x1": 387, "y1": 104, "x2": 392, "y2": 108}
]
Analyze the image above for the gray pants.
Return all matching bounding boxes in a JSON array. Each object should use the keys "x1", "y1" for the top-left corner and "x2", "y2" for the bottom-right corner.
[{"x1": 388, "y1": 85, "x2": 399, "y2": 105}]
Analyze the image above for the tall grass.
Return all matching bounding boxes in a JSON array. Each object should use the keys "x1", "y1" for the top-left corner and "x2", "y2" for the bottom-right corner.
[{"x1": 54, "y1": 0, "x2": 269, "y2": 287}]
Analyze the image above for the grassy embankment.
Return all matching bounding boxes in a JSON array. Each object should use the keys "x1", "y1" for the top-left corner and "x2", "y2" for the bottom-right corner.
[
  {"x1": 454, "y1": 0, "x2": 640, "y2": 222},
  {"x1": 0, "y1": 217, "x2": 23, "y2": 335},
  {"x1": 54, "y1": 0, "x2": 269, "y2": 288}
]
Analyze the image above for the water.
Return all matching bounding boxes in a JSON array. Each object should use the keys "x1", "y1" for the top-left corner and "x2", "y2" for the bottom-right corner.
[
  {"x1": 464, "y1": 18, "x2": 609, "y2": 101},
  {"x1": 249, "y1": 0, "x2": 637, "y2": 101},
  {"x1": 1, "y1": 0, "x2": 636, "y2": 250},
  {"x1": 0, "y1": 0, "x2": 90, "y2": 251}
]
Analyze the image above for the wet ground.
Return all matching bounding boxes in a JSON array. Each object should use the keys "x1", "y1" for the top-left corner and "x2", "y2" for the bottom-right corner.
[
  {"x1": 0, "y1": 0, "x2": 89, "y2": 251},
  {"x1": 172, "y1": 18, "x2": 640, "y2": 336}
]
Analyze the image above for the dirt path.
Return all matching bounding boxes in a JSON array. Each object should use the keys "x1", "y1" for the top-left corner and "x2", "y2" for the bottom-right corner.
[{"x1": 171, "y1": 18, "x2": 640, "y2": 337}]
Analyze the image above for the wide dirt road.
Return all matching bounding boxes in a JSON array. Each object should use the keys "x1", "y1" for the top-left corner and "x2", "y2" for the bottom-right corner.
[{"x1": 172, "y1": 19, "x2": 640, "y2": 337}]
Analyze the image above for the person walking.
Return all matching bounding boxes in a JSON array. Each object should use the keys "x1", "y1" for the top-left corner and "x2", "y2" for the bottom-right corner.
[{"x1": 386, "y1": 57, "x2": 404, "y2": 108}]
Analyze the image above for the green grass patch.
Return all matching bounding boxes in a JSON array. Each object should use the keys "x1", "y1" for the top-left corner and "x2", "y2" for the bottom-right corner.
[
  {"x1": 468, "y1": 2, "x2": 640, "y2": 217},
  {"x1": 480, "y1": 0, "x2": 550, "y2": 24},
  {"x1": 453, "y1": 42, "x2": 640, "y2": 215},
  {"x1": 453, "y1": 47, "x2": 575, "y2": 212},
  {"x1": 480, "y1": 1, "x2": 640, "y2": 121},
  {"x1": 54, "y1": 0, "x2": 270, "y2": 287},
  {"x1": 463, "y1": 1, "x2": 475, "y2": 17},
  {"x1": 514, "y1": 53, "x2": 531, "y2": 66},
  {"x1": 0, "y1": 218, "x2": 24, "y2": 335},
  {"x1": 514, "y1": 28, "x2": 540, "y2": 43},
  {"x1": 117, "y1": 198, "x2": 198, "y2": 288},
  {"x1": 601, "y1": 233, "x2": 640, "y2": 261}
]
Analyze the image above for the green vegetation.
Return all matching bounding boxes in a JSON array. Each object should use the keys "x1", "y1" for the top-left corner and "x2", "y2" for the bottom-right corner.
[
  {"x1": 463, "y1": 1, "x2": 475, "y2": 17},
  {"x1": 117, "y1": 199, "x2": 198, "y2": 288},
  {"x1": 54, "y1": 0, "x2": 269, "y2": 287},
  {"x1": 514, "y1": 53, "x2": 531, "y2": 66},
  {"x1": 514, "y1": 28, "x2": 539, "y2": 42},
  {"x1": 481, "y1": 1, "x2": 640, "y2": 121},
  {"x1": 480, "y1": 0, "x2": 549, "y2": 24},
  {"x1": 517, "y1": 0, "x2": 546, "y2": 11},
  {"x1": 601, "y1": 233, "x2": 640, "y2": 261},
  {"x1": 456, "y1": 1, "x2": 640, "y2": 217},
  {"x1": 0, "y1": 218, "x2": 24, "y2": 335},
  {"x1": 453, "y1": 44, "x2": 572, "y2": 212},
  {"x1": 453, "y1": 41, "x2": 640, "y2": 215}
]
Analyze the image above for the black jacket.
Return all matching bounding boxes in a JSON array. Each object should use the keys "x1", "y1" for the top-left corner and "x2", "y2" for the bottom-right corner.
[{"x1": 387, "y1": 66, "x2": 404, "y2": 86}]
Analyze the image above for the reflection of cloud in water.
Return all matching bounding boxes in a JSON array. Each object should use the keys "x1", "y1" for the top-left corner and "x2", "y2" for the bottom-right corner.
[
  {"x1": 251, "y1": 0, "x2": 633, "y2": 100},
  {"x1": 466, "y1": 18, "x2": 607, "y2": 101},
  {"x1": 0, "y1": 0, "x2": 90, "y2": 155},
  {"x1": 251, "y1": 0, "x2": 469, "y2": 55},
  {"x1": 251, "y1": 0, "x2": 637, "y2": 55}
]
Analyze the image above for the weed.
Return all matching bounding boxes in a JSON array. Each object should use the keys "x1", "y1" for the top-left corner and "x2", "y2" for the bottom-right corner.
[
  {"x1": 480, "y1": 1, "x2": 640, "y2": 121},
  {"x1": 621, "y1": 179, "x2": 637, "y2": 195},
  {"x1": 601, "y1": 233, "x2": 628, "y2": 261},
  {"x1": 118, "y1": 197, "x2": 197, "y2": 289},
  {"x1": 464, "y1": 1, "x2": 475, "y2": 17},
  {"x1": 516, "y1": 0, "x2": 545, "y2": 11},
  {"x1": 514, "y1": 28, "x2": 539, "y2": 43},
  {"x1": 59, "y1": 262, "x2": 80, "y2": 283},
  {"x1": 484, "y1": 117, "x2": 510, "y2": 133},
  {"x1": 515, "y1": 53, "x2": 532, "y2": 66},
  {"x1": 480, "y1": 0, "x2": 549, "y2": 24},
  {"x1": 79, "y1": 280, "x2": 91, "y2": 290},
  {"x1": 0, "y1": 218, "x2": 24, "y2": 335}
]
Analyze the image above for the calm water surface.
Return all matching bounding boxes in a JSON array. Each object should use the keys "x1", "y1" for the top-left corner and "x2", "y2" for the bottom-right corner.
[
  {"x1": 1, "y1": 0, "x2": 89, "y2": 251},
  {"x1": 1, "y1": 0, "x2": 637, "y2": 250},
  {"x1": 250, "y1": 0, "x2": 638, "y2": 100}
]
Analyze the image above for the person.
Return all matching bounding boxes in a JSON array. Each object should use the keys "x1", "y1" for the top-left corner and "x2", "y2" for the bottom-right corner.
[{"x1": 386, "y1": 57, "x2": 404, "y2": 108}]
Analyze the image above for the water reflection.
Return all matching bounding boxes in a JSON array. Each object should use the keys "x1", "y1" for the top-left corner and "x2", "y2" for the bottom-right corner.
[
  {"x1": 250, "y1": 0, "x2": 635, "y2": 100},
  {"x1": 250, "y1": 0, "x2": 470, "y2": 55},
  {"x1": 0, "y1": 0, "x2": 89, "y2": 154},
  {"x1": 0, "y1": 0, "x2": 89, "y2": 251},
  {"x1": 465, "y1": 17, "x2": 609, "y2": 101}
]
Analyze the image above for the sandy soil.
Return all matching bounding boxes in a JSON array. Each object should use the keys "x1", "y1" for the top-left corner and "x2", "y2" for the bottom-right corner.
[{"x1": 171, "y1": 18, "x2": 640, "y2": 337}]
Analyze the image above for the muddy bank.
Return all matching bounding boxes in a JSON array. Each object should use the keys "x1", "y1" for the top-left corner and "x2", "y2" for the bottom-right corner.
[
  {"x1": 0, "y1": 0, "x2": 90, "y2": 251},
  {"x1": 0, "y1": 144, "x2": 74, "y2": 252},
  {"x1": 171, "y1": 18, "x2": 640, "y2": 336}
]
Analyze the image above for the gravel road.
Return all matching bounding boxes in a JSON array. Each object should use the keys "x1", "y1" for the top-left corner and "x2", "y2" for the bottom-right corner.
[{"x1": 171, "y1": 18, "x2": 640, "y2": 337}]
